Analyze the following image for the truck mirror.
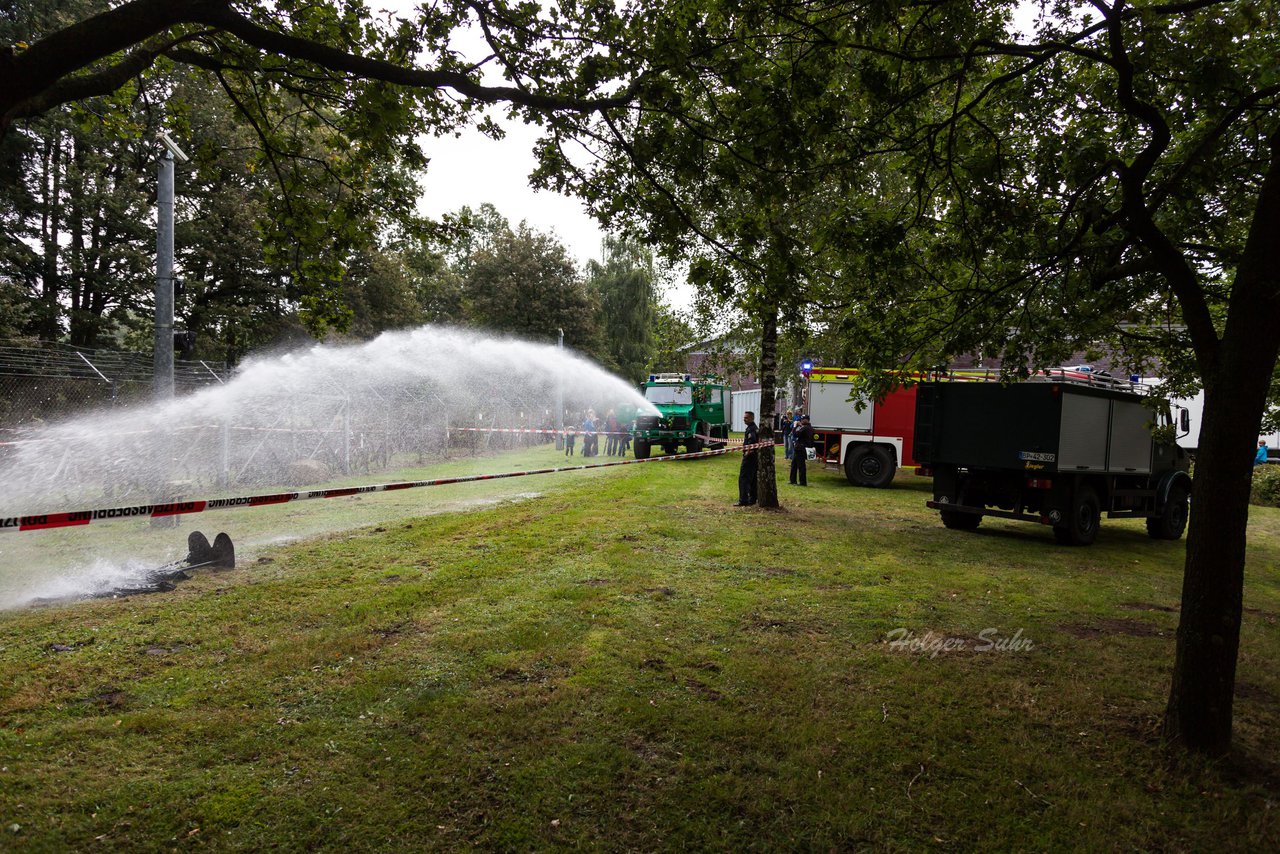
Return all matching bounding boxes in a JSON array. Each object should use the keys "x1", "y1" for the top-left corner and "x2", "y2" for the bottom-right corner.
[{"x1": 1179, "y1": 408, "x2": 1190, "y2": 434}]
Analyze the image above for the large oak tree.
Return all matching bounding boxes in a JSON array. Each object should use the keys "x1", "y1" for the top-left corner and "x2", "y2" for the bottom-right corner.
[{"x1": 544, "y1": 0, "x2": 1279, "y2": 755}]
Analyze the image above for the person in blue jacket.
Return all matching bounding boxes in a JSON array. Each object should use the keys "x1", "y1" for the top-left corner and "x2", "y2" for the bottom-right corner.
[{"x1": 1256, "y1": 440, "x2": 1269, "y2": 466}]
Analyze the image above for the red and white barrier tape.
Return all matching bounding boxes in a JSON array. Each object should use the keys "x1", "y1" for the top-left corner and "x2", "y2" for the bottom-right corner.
[
  {"x1": 0, "y1": 424, "x2": 756, "y2": 447},
  {"x1": 0, "y1": 440, "x2": 773, "y2": 535},
  {"x1": 450, "y1": 426, "x2": 635, "y2": 436},
  {"x1": 693, "y1": 433, "x2": 743, "y2": 447}
]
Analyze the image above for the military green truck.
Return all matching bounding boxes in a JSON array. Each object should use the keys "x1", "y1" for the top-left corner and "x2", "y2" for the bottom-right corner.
[
  {"x1": 633, "y1": 374, "x2": 732, "y2": 458},
  {"x1": 912, "y1": 373, "x2": 1192, "y2": 546}
]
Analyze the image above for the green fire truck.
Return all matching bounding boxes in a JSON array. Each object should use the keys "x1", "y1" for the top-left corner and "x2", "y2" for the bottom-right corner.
[{"x1": 633, "y1": 374, "x2": 732, "y2": 458}]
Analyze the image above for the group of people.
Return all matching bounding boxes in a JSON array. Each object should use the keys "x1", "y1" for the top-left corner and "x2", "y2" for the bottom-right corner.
[
  {"x1": 565, "y1": 409, "x2": 631, "y2": 458},
  {"x1": 736, "y1": 409, "x2": 815, "y2": 506}
]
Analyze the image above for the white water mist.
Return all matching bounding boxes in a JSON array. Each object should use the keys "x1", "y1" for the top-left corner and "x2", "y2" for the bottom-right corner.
[{"x1": 0, "y1": 326, "x2": 657, "y2": 606}]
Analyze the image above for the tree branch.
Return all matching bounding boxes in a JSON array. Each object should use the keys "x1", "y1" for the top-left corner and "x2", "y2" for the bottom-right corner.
[{"x1": 3, "y1": 0, "x2": 639, "y2": 134}]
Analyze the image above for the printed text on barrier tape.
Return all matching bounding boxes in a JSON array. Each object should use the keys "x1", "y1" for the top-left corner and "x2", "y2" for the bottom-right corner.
[{"x1": 0, "y1": 443, "x2": 773, "y2": 535}]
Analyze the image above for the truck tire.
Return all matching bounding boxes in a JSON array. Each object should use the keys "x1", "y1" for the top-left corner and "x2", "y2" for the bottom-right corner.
[
  {"x1": 634, "y1": 440, "x2": 650, "y2": 460},
  {"x1": 845, "y1": 444, "x2": 896, "y2": 488},
  {"x1": 937, "y1": 471, "x2": 981, "y2": 530},
  {"x1": 687, "y1": 424, "x2": 704, "y2": 454},
  {"x1": 940, "y1": 506, "x2": 982, "y2": 530},
  {"x1": 1054, "y1": 483, "x2": 1100, "y2": 546},
  {"x1": 1146, "y1": 482, "x2": 1190, "y2": 540}
]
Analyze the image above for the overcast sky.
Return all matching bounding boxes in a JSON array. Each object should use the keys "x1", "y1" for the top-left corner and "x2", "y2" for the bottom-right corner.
[
  {"x1": 415, "y1": 115, "x2": 609, "y2": 274},
  {"x1": 370, "y1": 3, "x2": 607, "y2": 276}
]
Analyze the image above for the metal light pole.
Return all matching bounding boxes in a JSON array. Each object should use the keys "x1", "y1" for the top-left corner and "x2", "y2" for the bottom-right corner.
[
  {"x1": 555, "y1": 328, "x2": 565, "y2": 450},
  {"x1": 154, "y1": 149, "x2": 175, "y2": 400},
  {"x1": 154, "y1": 132, "x2": 188, "y2": 401}
]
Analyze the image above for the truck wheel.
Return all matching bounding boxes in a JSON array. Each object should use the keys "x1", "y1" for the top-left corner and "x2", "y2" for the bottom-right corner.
[
  {"x1": 1054, "y1": 483, "x2": 1100, "y2": 546},
  {"x1": 687, "y1": 424, "x2": 704, "y2": 454},
  {"x1": 938, "y1": 473, "x2": 981, "y2": 530},
  {"x1": 1146, "y1": 482, "x2": 1190, "y2": 540},
  {"x1": 845, "y1": 444, "x2": 896, "y2": 488},
  {"x1": 634, "y1": 440, "x2": 650, "y2": 460},
  {"x1": 940, "y1": 507, "x2": 982, "y2": 530}
]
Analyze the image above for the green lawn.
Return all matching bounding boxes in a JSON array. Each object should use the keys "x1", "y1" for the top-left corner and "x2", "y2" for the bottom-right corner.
[{"x1": 1, "y1": 444, "x2": 1277, "y2": 850}]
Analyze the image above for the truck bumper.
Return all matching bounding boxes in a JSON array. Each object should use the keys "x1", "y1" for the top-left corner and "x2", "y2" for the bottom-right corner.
[{"x1": 925, "y1": 500, "x2": 1054, "y2": 525}]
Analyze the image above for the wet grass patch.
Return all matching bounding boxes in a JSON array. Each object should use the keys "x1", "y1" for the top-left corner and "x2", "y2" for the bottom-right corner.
[{"x1": 1, "y1": 449, "x2": 1278, "y2": 849}]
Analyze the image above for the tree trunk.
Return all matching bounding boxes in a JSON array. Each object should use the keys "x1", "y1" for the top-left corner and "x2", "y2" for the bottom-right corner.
[
  {"x1": 1164, "y1": 353, "x2": 1276, "y2": 754},
  {"x1": 756, "y1": 306, "x2": 779, "y2": 508},
  {"x1": 1164, "y1": 132, "x2": 1280, "y2": 755}
]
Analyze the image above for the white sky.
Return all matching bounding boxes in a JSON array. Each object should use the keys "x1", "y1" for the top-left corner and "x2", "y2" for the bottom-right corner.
[
  {"x1": 415, "y1": 118, "x2": 608, "y2": 273},
  {"x1": 370, "y1": 3, "x2": 607, "y2": 273}
]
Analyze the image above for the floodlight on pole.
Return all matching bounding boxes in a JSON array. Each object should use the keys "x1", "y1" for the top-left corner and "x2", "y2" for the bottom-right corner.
[{"x1": 159, "y1": 130, "x2": 190, "y2": 163}]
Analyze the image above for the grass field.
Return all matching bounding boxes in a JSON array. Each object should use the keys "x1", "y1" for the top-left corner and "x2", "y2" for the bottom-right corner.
[{"x1": 1, "y1": 443, "x2": 1278, "y2": 850}]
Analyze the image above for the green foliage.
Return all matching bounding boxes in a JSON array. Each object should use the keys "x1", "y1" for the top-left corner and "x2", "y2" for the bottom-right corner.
[
  {"x1": 1252, "y1": 465, "x2": 1280, "y2": 509},
  {"x1": 646, "y1": 302, "x2": 695, "y2": 375},
  {"x1": 587, "y1": 235, "x2": 655, "y2": 383},
  {"x1": 463, "y1": 221, "x2": 602, "y2": 355}
]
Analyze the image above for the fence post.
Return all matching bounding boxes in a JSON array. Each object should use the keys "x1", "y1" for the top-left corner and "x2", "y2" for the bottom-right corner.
[
  {"x1": 220, "y1": 416, "x2": 231, "y2": 488},
  {"x1": 343, "y1": 396, "x2": 352, "y2": 475}
]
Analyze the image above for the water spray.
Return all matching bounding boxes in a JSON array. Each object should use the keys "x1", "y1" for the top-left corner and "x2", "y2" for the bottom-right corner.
[{"x1": 0, "y1": 326, "x2": 661, "y2": 606}]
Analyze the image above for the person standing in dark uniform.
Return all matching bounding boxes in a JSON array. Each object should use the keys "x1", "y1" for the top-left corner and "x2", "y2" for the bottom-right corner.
[
  {"x1": 736, "y1": 411, "x2": 759, "y2": 506},
  {"x1": 790, "y1": 414, "x2": 813, "y2": 486}
]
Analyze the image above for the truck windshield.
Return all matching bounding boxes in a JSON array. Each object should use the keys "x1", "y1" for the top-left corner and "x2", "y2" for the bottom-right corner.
[{"x1": 645, "y1": 386, "x2": 692, "y2": 404}]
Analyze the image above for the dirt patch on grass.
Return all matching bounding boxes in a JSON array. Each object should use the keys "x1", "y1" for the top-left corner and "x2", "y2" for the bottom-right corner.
[
  {"x1": 1234, "y1": 681, "x2": 1279, "y2": 708},
  {"x1": 1244, "y1": 606, "x2": 1279, "y2": 624},
  {"x1": 747, "y1": 613, "x2": 823, "y2": 635},
  {"x1": 1059, "y1": 618, "x2": 1168, "y2": 638},
  {"x1": 1119, "y1": 601, "x2": 1179, "y2": 613},
  {"x1": 684, "y1": 678, "x2": 723, "y2": 701},
  {"x1": 81, "y1": 687, "x2": 128, "y2": 710},
  {"x1": 488, "y1": 660, "x2": 569, "y2": 686}
]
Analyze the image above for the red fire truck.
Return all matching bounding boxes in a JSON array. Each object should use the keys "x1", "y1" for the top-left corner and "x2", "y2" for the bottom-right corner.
[
  {"x1": 804, "y1": 368, "x2": 924, "y2": 488},
  {"x1": 804, "y1": 366, "x2": 1132, "y2": 488}
]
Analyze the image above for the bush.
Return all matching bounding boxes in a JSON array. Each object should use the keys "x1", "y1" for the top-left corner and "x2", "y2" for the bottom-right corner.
[{"x1": 1251, "y1": 464, "x2": 1280, "y2": 508}]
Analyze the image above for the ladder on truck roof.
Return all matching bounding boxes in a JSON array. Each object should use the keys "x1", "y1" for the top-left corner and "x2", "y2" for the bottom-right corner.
[
  {"x1": 647, "y1": 373, "x2": 720, "y2": 384},
  {"x1": 935, "y1": 367, "x2": 1150, "y2": 394},
  {"x1": 806, "y1": 366, "x2": 1149, "y2": 394}
]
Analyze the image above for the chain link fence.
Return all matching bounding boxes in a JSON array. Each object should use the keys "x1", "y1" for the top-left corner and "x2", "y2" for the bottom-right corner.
[
  {"x1": 0, "y1": 342, "x2": 227, "y2": 430},
  {"x1": 0, "y1": 341, "x2": 567, "y2": 512}
]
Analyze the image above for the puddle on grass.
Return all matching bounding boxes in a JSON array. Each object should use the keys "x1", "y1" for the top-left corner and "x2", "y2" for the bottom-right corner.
[{"x1": 2, "y1": 489, "x2": 547, "y2": 609}]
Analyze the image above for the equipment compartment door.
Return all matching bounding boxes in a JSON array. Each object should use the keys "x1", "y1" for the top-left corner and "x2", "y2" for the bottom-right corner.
[
  {"x1": 1058, "y1": 393, "x2": 1110, "y2": 471},
  {"x1": 1109, "y1": 399, "x2": 1153, "y2": 473},
  {"x1": 809, "y1": 381, "x2": 873, "y2": 432}
]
